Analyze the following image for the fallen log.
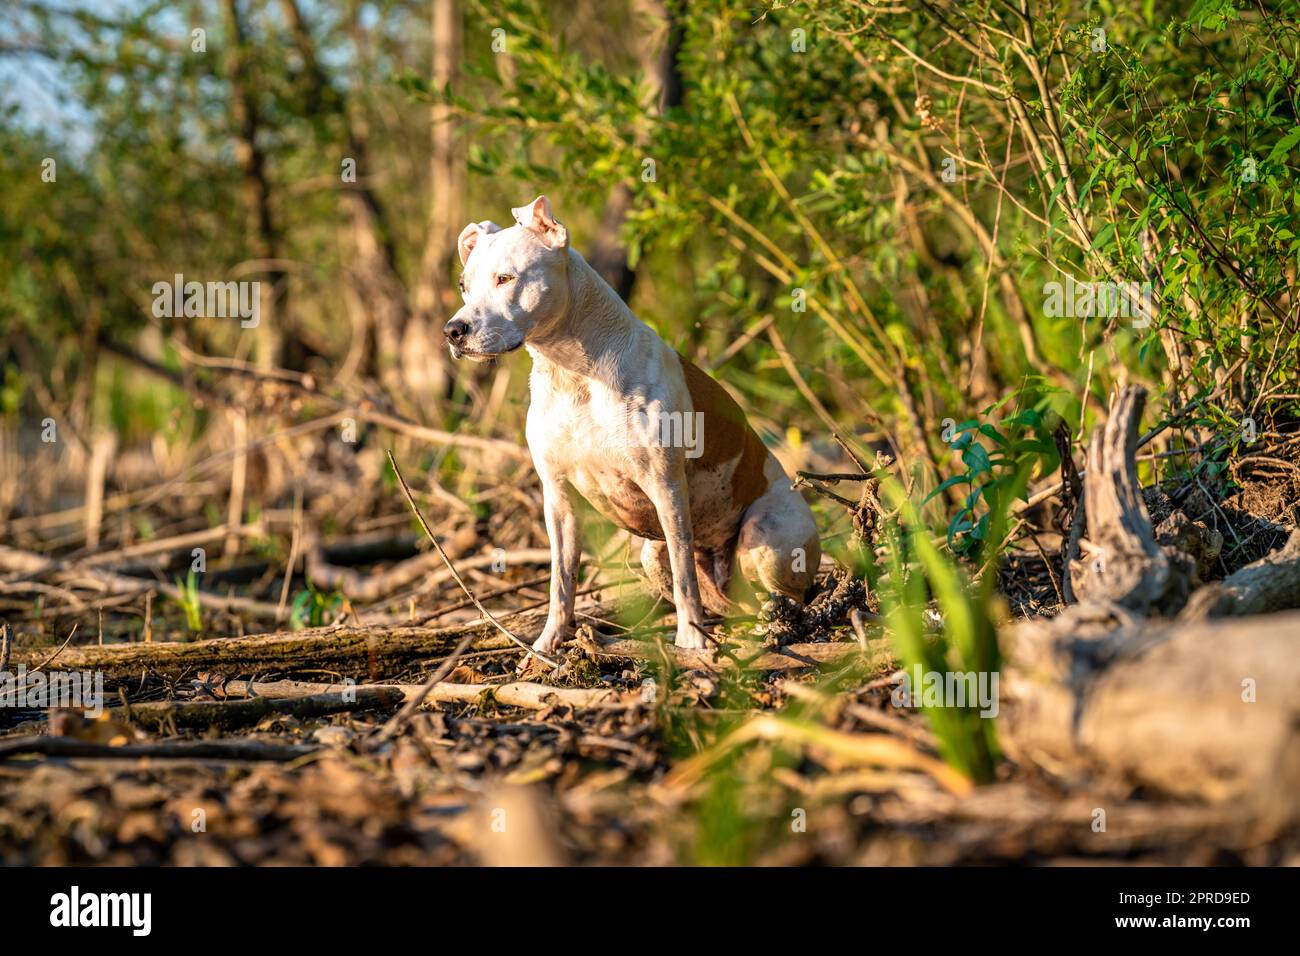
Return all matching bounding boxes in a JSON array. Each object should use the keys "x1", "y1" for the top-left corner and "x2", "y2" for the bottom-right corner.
[
  {"x1": 1003, "y1": 609, "x2": 1300, "y2": 824},
  {"x1": 75, "y1": 522, "x2": 266, "y2": 569},
  {"x1": 0, "y1": 736, "x2": 314, "y2": 762},
  {"x1": 302, "y1": 522, "x2": 478, "y2": 602},
  {"x1": 220, "y1": 678, "x2": 629, "y2": 711},
  {"x1": 1179, "y1": 528, "x2": 1300, "y2": 620},
  {"x1": 0, "y1": 544, "x2": 284, "y2": 619},
  {"x1": 113, "y1": 687, "x2": 405, "y2": 732},
  {"x1": 5, "y1": 610, "x2": 550, "y2": 681},
  {"x1": 306, "y1": 546, "x2": 552, "y2": 603},
  {"x1": 4, "y1": 605, "x2": 866, "y2": 682}
]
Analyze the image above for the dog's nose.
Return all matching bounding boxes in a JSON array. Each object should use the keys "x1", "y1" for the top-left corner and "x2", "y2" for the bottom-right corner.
[{"x1": 443, "y1": 318, "x2": 469, "y2": 344}]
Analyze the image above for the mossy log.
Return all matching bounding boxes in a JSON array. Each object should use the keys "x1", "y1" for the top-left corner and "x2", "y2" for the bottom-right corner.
[
  {"x1": 6, "y1": 610, "x2": 548, "y2": 682},
  {"x1": 6, "y1": 606, "x2": 875, "y2": 684},
  {"x1": 112, "y1": 686, "x2": 405, "y2": 732}
]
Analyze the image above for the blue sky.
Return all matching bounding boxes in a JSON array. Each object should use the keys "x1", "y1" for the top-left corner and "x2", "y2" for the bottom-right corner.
[
  {"x1": 0, "y1": 0, "x2": 146, "y2": 154},
  {"x1": 0, "y1": 0, "x2": 384, "y2": 157}
]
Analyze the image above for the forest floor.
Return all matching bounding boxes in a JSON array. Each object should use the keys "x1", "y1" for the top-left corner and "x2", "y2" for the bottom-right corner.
[{"x1": 2, "y1": 427, "x2": 1298, "y2": 866}]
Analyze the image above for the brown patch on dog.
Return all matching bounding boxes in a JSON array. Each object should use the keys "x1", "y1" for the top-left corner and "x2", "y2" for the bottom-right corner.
[
  {"x1": 604, "y1": 477, "x2": 664, "y2": 540},
  {"x1": 677, "y1": 355, "x2": 768, "y2": 511}
]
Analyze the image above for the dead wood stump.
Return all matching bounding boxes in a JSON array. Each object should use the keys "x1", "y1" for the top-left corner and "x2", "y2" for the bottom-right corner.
[
  {"x1": 1005, "y1": 387, "x2": 1300, "y2": 831},
  {"x1": 1067, "y1": 386, "x2": 1186, "y2": 612}
]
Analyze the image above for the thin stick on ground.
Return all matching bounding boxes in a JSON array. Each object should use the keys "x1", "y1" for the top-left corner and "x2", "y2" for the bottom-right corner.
[
  {"x1": 385, "y1": 450, "x2": 552, "y2": 665},
  {"x1": 369, "y1": 623, "x2": 482, "y2": 748},
  {"x1": 368, "y1": 451, "x2": 560, "y2": 749},
  {"x1": 276, "y1": 483, "x2": 305, "y2": 622},
  {"x1": 32, "y1": 623, "x2": 79, "y2": 672}
]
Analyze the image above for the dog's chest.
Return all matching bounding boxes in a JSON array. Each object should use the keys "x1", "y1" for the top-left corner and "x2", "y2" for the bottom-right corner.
[
  {"x1": 526, "y1": 352, "x2": 773, "y2": 546},
  {"x1": 527, "y1": 379, "x2": 628, "y2": 466},
  {"x1": 528, "y1": 381, "x2": 664, "y2": 533}
]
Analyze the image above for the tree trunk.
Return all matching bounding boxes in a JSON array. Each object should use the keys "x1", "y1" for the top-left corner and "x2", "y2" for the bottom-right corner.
[
  {"x1": 282, "y1": 0, "x2": 446, "y2": 409},
  {"x1": 584, "y1": 0, "x2": 682, "y2": 302},
  {"x1": 222, "y1": 0, "x2": 283, "y2": 370},
  {"x1": 413, "y1": 0, "x2": 464, "y2": 331}
]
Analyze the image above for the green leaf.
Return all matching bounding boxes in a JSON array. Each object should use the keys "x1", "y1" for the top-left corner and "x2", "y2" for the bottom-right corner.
[{"x1": 1267, "y1": 126, "x2": 1300, "y2": 164}]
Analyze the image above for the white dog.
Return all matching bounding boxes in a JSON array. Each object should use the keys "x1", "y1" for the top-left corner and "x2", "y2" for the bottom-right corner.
[{"x1": 445, "y1": 196, "x2": 820, "y2": 653}]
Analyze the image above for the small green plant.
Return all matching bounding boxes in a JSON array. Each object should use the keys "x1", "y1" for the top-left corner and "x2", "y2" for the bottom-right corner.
[
  {"x1": 928, "y1": 389, "x2": 1067, "y2": 559},
  {"x1": 173, "y1": 568, "x2": 203, "y2": 635},
  {"x1": 880, "y1": 460, "x2": 1030, "y2": 785},
  {"x1": 290, "y1": 581, "x2": 345, "y2": 630}
]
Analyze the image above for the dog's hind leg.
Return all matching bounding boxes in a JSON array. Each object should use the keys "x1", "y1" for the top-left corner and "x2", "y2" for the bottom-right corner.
[
  {"x1": 639, "y1": 539, "x2": 733, "y2": 617},
  {"x1": 639, "y1": 538, "x2": 676, "y2": 607},
  {"x1": 695, "y1": 549, "x2": 735, "y2": 617},
  {"x1": 735, "y1": 480, "x2": 820, "y2": 604}
]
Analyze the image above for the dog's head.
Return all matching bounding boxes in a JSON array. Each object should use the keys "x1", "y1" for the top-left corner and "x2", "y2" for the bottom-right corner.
[{"x1": 443, "y1": 195, "x2": 571, "y2": 361}]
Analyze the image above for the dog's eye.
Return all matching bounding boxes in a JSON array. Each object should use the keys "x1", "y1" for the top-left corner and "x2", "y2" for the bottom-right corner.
[
  {"x1": 457, "y1": 276, "x2": 466, "y2": 294},
  {"x1": 495, "y1": 274, "x2": 515, "y2": 287}
]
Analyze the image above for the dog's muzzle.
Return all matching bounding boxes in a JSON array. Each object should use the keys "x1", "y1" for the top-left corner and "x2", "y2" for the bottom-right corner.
[{"x1": 442, "y1": 318, "x2": 524, "y2": 360}]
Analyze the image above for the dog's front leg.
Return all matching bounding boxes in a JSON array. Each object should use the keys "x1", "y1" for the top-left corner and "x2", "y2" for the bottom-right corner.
[
  {"x1": 533, "y1": 473, "x2": 581, "y2": 655},
  {"x1": 644, "y1": 460, "x2": 709, "y2": 650}
]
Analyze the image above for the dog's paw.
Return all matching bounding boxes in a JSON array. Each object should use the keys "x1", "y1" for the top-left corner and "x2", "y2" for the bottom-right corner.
[
  {"x1": 674, "y1": 622, "x2": 709, "y2": 651},
  {"x1": 532, "y1": 630, "x2": 563, "y2": 655}
]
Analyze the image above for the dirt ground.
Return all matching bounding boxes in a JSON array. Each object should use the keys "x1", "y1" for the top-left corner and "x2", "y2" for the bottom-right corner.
[{"x1": 2, "y1": 430, "x2": 1298, "y2": 867}]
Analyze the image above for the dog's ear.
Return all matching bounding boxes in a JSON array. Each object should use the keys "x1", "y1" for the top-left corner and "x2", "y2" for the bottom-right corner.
[
  {"x1": 457, "y1": 220, "x2": 502, "y2": 266},
  {"x1": 511, "y1": 195, "x2": 569, "y2": 250}
]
